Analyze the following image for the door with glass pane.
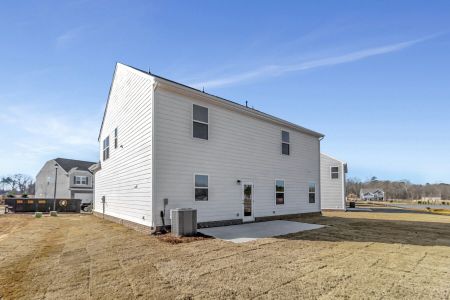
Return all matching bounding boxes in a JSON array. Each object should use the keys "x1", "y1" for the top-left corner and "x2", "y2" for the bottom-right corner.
[{"x1": 242, "y1": 182, "x2": 254, "y2": 222}]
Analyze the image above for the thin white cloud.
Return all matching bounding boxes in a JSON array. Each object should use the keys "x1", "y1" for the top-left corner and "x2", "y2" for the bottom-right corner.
[
  {"x1": 55, "y1": 26, "x2": 86, "y2": 48},
  {"x1": 3, "y1": 106, "x2": 98, "y2": 148},
  {"x1": 191, "y1": 34, "x2": 439, "y2": 89},
  {"x1": 0, "y1": 105, "x2": 99, "y2": 176}
]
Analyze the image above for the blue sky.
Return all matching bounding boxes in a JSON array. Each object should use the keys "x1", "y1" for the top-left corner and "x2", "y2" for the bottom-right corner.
[{"x1": 1, "y1": 0, "x2": 450, "y2": 183}]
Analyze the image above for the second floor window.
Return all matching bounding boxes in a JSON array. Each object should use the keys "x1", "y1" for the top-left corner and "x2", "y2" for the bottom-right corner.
[
  {"x1": 74, "y1": 176, "x2": 88, "y2": 185},
  {"x1": 103, "y1": 136, "x2": 110, "y2": 160},
  {"x1": 114, "y1": 128, "x2": 118, "y2": 149},
  {"x1": 331, "y1": 167, "x2": 339, "y2": 179},
  {"x1": 281, "y1": 131, "x2": 290, "y2": 155},
  {"x1": 193, "y1": 104, "x2": 208, "y2": 140}
]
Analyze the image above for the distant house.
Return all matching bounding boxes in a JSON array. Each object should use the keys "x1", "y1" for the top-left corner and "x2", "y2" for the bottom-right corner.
[
  {"x1": 360, "y1": 188, "x2": 384, "y2": 201},
  {"x1": 35, "y1": 158, "x2": 96, "y2": 204},
  {"x1": 421, "y1": 196, "x2": 441, "y2": 201},
  {"x1": 320, "y1": 153, "x2": 347, "y2": 210}
]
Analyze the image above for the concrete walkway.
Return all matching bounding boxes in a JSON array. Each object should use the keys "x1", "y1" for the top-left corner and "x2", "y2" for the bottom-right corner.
[{"x1": 198, "y1": 220, "x2": 324, "y2": 243}]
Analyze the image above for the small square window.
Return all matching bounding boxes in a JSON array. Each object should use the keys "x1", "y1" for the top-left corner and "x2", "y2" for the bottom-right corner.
[{"x1": 193, "y1": 122, "x2": 208, "y2": 140}]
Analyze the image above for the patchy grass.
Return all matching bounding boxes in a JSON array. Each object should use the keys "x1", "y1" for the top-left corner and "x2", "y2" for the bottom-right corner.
[
  {"x1": 156, "y1": 232, "x2": 212, "y2": 244},
  {"x1": 0, "y1": 209, "x2": 449, "y2": 299},
  {"x1": 428, "y1": 208, "x2": 450, "y2": 216}
]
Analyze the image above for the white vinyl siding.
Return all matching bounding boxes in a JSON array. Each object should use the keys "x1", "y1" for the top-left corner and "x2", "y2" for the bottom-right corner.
[
  {"x1": 320, "y1": 153, "x2": 346, "y2": 210},
  {"x1": 154, "y1": 86, "x2": 321, "y2": 226},
  {"x1": 94, "y1": 64, "x2": 154, "y2": 226}
]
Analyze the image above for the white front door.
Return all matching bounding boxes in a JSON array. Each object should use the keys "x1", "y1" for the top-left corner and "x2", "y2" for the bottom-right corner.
[{"x1": 242, "y1": 182, "x2": 254, "y2": 222}]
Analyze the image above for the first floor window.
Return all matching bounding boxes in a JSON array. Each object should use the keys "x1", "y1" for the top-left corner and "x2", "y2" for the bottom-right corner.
[
  {"x1": 103, "y1": 136, "x2": 110, "y2": 160},
  {"x1": 331, "y1": 167, "x2": 339, "y2": 179},
  {"x1": 195, "y1": 174, "x2": 208, "y2": 201},
  {"x1": 193, "y1": 104, "x2": 208, "y2": 140},
  {"x1": 74, "y1": 176, "x2": 88, "y2": 185},
  {"x1": 309, "y1": 182, "x2": 316, "y2": 203},
  {"x1": 276, "y1": 180, "x2": 285, "y2": 205}
]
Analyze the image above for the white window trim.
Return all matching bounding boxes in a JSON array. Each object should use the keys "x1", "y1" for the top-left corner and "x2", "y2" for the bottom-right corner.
[
  {"x1": 309, "y1": 182, "x2": 316, "y2": 203},
  {"x1": 331, "y1": 166, "x2": 339, "y2": 179},
  {"x1": 275, "y1": 179, "x2": 285, "y2": 205},
  {"x1": 192, "y1": 104, "x2": 209, "y2": 140},
  {"x1": 194, "y1": 173, "x2": 209, "y2": 201},
  {"x1": 281, "y1": 130, "x2": 290, "y2": 156},
  {"x1": 103, "y1": 136, "x2": 110, "y2": 160},
  {"x1": 75, "y1": 176, "x2": 88, "y2": 185}
]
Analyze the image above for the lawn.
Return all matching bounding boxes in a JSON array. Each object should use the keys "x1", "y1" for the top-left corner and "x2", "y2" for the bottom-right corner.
[{"x1": 0, "y1": 209, "x2": 449, "y2": 299}]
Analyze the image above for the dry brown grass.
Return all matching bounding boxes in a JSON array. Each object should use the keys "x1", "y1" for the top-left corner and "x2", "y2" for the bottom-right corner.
[{"x1": 0, "y1": 209, "x2": 449, "y2": 299}]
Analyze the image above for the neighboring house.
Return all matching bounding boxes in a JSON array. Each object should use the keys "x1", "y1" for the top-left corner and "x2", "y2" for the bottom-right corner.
[
  {"x1": 35, "y1": 158, "x2": 96, "y2": 203},
  {"x1": 320, "y1": 153, "x2": 347, "y2": 210},
  {"x1": 92, "y1": 63, "x2": 324, "y2": 231},
  {"x1": 421, "y1": 196, "x2": 442, "y2": 202},
  {"x1": 360, "y1": 188, "x2": 385, "y2": 201}
]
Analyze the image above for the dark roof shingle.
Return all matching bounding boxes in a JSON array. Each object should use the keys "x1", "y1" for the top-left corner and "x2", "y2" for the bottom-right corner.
[{"x1": 54, "y1": 158, "x2": 96, "y2": 173}]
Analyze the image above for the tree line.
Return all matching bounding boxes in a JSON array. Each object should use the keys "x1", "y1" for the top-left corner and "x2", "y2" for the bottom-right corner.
[
  {"x1": 0, "y1": 174, "x2": 35, "y2": 196},
  {"x1": 347, "y1": 177, "x2": 450, "y2": 200}
]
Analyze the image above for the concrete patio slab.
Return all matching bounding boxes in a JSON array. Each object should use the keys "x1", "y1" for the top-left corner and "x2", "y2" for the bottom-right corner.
[
  {"x1": 347, "y1": 207, "x2": 373, "y2": 212},
  {"x1": 198, "y1": 220, "x2": 324, "y2": 243}
]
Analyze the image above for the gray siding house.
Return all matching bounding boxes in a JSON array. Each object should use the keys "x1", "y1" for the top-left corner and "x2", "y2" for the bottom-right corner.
[
  {"x1": 320, "y1": 153, "x2": 347, "y2": 210},
  {"x1": 35, "y1": 158, "x2": 96, "y2": 203},
  {"x1": 92, "y1": 63, "x2": 325, "y2": 230}
]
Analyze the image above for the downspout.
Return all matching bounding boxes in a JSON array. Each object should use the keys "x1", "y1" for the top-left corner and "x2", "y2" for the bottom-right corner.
[
  {"x1": 151, "y1": 79, "x2": 158, "y2": 231},
  {"x1": 318, "y1": 136, "x2": 324, "y2": 213}
]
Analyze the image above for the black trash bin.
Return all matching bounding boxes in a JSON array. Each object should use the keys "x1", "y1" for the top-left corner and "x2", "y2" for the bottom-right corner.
[{"x1": 349, "y1": 201, "x2": 356, "y2": 208}]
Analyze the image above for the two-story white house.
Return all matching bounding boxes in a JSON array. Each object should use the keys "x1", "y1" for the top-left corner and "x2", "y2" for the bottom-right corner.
[
  {"x1": 92, "y1": 63, "x2": 325, "y2": 231},
  {"x1": 35, "y1": 158, "x2": 95, "y2": 203}
]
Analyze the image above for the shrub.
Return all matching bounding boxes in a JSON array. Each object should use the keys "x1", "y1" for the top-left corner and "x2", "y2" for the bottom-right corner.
[
  {"x1": 22, "y1": 193, "x2": 28, "y2": 198},
  {"x1": 6, "y1": 193, "x2": 15, "y2": 198}
]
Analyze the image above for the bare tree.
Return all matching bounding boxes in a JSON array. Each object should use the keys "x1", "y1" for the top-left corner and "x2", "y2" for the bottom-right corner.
[{"x1": 1, "y1": 174, "x2": 35, "y2": 194}]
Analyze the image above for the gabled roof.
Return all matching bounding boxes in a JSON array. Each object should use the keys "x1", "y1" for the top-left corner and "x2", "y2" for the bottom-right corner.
[
  {"x1": 98, "y1": 62, "x2": 325, "y2": 140},
  {"x1": 360, "y1": 188, "x2": 384, "y2": 194},
  {"x1": 54, "y1": 158, "x2": 96, "y2": 173}
]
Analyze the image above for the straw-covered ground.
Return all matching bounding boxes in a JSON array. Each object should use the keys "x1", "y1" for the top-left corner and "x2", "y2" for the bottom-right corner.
[{"x1": 0, "y1": 208, "x2": 449, "y2": 299}]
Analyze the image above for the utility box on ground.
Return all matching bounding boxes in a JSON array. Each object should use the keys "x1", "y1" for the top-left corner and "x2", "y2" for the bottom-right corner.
[{"x1": 170, "y1": 208, "x2": 197, "y2": 236}]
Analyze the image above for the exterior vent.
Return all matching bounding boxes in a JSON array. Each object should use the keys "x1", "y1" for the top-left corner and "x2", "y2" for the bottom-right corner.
[{"x1": 170, "y1": 208, "x2": 197, "y2": 236}]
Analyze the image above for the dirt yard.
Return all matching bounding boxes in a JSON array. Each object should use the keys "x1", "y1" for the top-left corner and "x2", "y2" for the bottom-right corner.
[{"x1": 1, "y1": 209, "x2": 449, "y2": 299}]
